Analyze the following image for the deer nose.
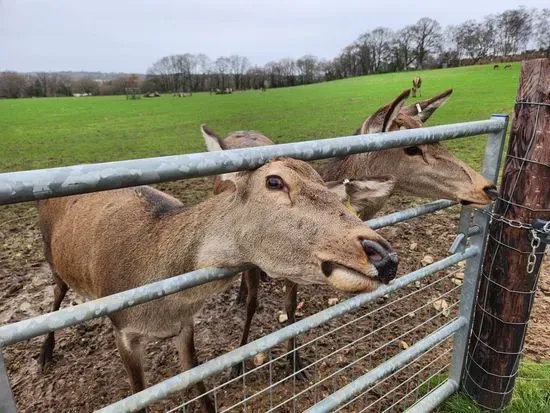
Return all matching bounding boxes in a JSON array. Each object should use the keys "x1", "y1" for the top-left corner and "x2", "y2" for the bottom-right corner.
[
  {"x1": 360, "y1": 240, "x2": 398, "y2": 284},
  {"x1": 483, "y1": 185, "x2": 498, "y2": 201}
]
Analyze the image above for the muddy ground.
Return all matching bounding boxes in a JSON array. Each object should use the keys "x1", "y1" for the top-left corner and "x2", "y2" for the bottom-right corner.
[{"x1": 1, "y1": 175, "x2": 548, "y2": 412}]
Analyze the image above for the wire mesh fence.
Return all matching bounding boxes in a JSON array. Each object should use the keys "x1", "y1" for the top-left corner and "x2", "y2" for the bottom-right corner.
[{"x1": 159, "y1": 265, "x2": 464, "y2": 413}]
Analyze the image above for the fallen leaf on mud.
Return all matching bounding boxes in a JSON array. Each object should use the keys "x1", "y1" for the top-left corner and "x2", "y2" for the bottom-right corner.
[
  {"x1": 421, "y1": 255, "x2": 434, "y2": 266},
  {"x1": 454, "y1": 272, "x2": 464, "y2": 280},
  {"x1": 296, "y1": 301, "x2": 305, "y2": 311},
  {"x1": 409, "y1": 242, "x2": 418, "y2": 251},
  {"x1": 399, "y1": 340, "x2": 409, "y2": 349},
  {"x1": 452, "y1": 278, "x2": 463, "y2": 286},
  {"x1": 414, "y1": 281, "x2": 421, "y2": 289},
  {"x1": 458, "y1": 261, "x2": 466, "y2": 268},
  {"x1": 433, "y1": 299, "x2": 449, "y2": 312},
  {"x1": 408, "y1": 312, "x2": 416, "y2": 318},
  {"x1": 328, "y1": 298, "x2": 339, "y2": 306},
  {"x1": 253, "y1": 353, "x2": 267, "y2": 367},
  {"x1": 278, "y1": 313, "x2": 288, "y2": 323}
]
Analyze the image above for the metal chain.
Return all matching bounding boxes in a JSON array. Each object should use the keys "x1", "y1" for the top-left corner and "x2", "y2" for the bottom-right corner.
[
  {"x1": 527, "y1": 230, "x2": 541, "y2": 274},
  {"x1": 475, "y1": 208, "x2": 550, "y2": 273},
  {"x1": 476, "y1": 209, "x2": 537, "y2": 231}
]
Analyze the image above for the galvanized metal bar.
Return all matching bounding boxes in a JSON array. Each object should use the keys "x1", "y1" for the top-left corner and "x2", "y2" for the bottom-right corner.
[
  {"x1": 0, "y1": 351, "x2": 17, "y2": 413},
  {"x1": 305, "y1": 318, "x2": 466, "y2": 413},
  {"x1": 0, "y1": 119, "x2": 506, "y2": 205},
  {"x1": 449, "y1": 115, "x2": 509, "y2": 388},
  {"x1": 366, "y1": 200, "x2": 456, "y2": 230},
  {"x1": 95, "y1": 247, "x2": 478, "y2": 413},
  {"x1": 0, "y1": 266, "x2": 248, "y2": 347},
  {"x1": 404, "y1": 379, "x2": 459, "y2": 413}
]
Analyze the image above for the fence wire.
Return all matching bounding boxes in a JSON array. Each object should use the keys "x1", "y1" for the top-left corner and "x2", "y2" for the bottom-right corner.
[{"x1": 165, "y1": 265, "x2": 464, "y2": 413}]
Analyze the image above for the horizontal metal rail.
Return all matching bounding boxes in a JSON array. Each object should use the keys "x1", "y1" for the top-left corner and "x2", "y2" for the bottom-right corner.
[
  {"x1": 404, "y1": 379, "x2": 459, "y2": 413},
  {"x1": 95, "y1": 247, "x2": 478, "y2": 413},
  {"x1": 366, "y1": 199, "x2": 456, "y2": 229},
  {"x1": 0, "y1": 119, "x2": 505, "y2": 205},
  {"x1": 305, "y1": 318, "x2": 465, "y2": 413},
  {"x1": 0, "y1": 266, "x2": 248, "y2": 347}
]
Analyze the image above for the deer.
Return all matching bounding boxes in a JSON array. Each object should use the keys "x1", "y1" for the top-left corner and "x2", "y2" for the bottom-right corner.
[
  {"x1": 493, "y1": 64, "x2": 500, "y2": 70},
  {"x1": 504, "y1": 64, "x2": 512, "y2": 70},
  {"x1": 411, "y1": 76, "x2": 422, "y2": 98},
  {"x1": 201, "y1": 88, "x2": 499, "y2": 379},
  {"x1": 37, "y1": 158, "x2": 398, "y2": 413}
]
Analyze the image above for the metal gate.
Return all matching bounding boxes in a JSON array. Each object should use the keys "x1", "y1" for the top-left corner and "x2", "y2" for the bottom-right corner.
[{"x1": 0, "y1": 115, "x2": 509, "y2": 412}]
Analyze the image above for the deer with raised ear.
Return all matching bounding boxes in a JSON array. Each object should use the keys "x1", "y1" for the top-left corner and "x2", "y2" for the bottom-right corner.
[
  {"x1": 201, "y1": 88, "x2": 498, "y2": 379},
  {"x1": 411, "y1": 76, "x2": 422, "y2": 97},
  {"x1": 37, "y1": 158, "x2": 398, "y2": 413}
]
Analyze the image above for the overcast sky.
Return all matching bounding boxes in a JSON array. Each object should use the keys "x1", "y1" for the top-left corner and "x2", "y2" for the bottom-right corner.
[{"x1": 0, "y1": 0, "x2": 546, "y2": 73}]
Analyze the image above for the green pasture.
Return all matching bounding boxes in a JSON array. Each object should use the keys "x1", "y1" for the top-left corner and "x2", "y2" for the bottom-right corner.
[{"x1": 0, "y1": 63, "x2": 519, "y2": 172}]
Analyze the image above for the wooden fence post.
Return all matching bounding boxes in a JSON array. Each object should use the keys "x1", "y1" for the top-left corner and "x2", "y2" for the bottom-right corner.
[{"x1": 463, "y1": 58, "x2": 550, "y2": 409}]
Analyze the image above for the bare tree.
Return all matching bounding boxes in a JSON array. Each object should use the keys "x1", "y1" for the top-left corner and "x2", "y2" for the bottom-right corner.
[
  {"x1": 453, "y1": 20, "x2": 492, "y2": 63},
  {"x1": 535, "y1": 8, "x2": 550, "y2": 57},
  {"x1": 214, "y1": 56, "x2": 231, "y2": 89},
  {"x1": 412, "y1": 17, "x2": 443, "y2": 68},
  {"x1": 370, "y1": 27, "x2": 393, "y2": 72},
  {"x1": 394, "y1": 25, "x2": 417, "y2": 70},
  {"x1": 0, "y1": 71, "x2": 27, "y2": 98},
  {"x1": 296, "y1": 55, "x2": 319, "y2": 84},
  {"x1": 228, "y1": 55, "x2": 250, "y2": 90},
  {"x1": 495, "y1": 7, "x2": 533, "y2": 56}
]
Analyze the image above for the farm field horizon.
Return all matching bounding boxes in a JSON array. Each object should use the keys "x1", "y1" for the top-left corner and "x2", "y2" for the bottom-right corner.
[{"x1": 0, "y1": 63, "x2": 520, "y2": 172}]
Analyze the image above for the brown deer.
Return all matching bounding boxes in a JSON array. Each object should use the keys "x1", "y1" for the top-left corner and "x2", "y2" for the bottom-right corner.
[
  {"x1": 37, "y1": 158, "x2": 398, "y2": 413},
  {"x1": 201, "y1": 88, "x2": 498, "y2": 378},
  {"x1": 493, "y1": 64, "x2": 500, "y2": 70},
  {"x1": 411, "y1": 76, "x2": 422, "y2": 97},
  {"x1": 504, "y1": 64, "x2": 512, "y2": 70}
]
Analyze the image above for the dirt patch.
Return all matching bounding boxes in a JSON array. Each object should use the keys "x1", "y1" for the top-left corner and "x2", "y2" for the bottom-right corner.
[{"x1": 0, "y1": 178, "x2": 548, "y2": 412}]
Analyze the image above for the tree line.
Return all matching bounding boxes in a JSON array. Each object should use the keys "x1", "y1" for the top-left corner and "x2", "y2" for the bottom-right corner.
[{"x1": 1, "y1": 6, "x2": 549, "y2": 98}]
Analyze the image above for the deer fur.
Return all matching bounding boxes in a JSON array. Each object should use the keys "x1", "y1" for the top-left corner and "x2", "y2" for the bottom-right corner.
[
  {"x1": 201, "y1": 88, "x2": 498, "y2": 379},
  {"x1": 37, "y1": 158, "x2": 397, "y2": 412}
]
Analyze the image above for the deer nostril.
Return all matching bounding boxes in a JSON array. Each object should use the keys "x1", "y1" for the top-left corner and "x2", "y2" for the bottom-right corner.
[
  {"x1": 360, "y1": 240, "x2": 399, "y2": 284},
  {"x1": 483, "y1": 185, "x2": 499, "y2": 201}
]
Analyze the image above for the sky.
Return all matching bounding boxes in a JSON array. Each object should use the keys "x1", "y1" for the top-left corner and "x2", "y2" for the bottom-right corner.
[{"x1": 0, "y1": 0, "x2": 547, "y2": 73}]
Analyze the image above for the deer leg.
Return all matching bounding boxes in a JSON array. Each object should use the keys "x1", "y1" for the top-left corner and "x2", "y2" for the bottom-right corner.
[
  {"x1": 175, "y1": 323, "x2": 215, "y2": 413},
  {"x1": 231, "y1": 267, "x2": 261, "y2": 379},
  {"x1": 284, "y1": 280, "x2": 308, "y2": 380},
  {"x1": 38, "y1": 271, "x2": 68, "y2": 371},
  {"x1": 235, "y1": 273, "x2": 248, "y2": 306}
]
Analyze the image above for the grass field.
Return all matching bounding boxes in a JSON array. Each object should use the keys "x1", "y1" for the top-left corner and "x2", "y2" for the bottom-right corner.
[{"x1": 0, "y1": 63, "x2": 519, "y2": 172}]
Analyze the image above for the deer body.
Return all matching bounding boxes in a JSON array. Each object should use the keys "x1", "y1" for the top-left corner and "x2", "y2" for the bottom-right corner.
[
  {"x1": 412, "y1": 76, "x2": 422, "y2": 97},
  {"x1": 38, "y1": 159, "x2": 397, "y2": 412}
]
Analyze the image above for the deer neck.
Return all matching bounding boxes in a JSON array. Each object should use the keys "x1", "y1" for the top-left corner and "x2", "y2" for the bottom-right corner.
[
  {"x1": 322, "y1": 153, "x2": 375, "y2": 181},
  {"x1": 154, "y1": 192, "x2": 243, "y2": 277}
]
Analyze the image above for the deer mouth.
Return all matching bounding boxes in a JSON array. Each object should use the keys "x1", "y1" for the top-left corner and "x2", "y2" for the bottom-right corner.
[
  {"x1": 459, "y1": 199, "x2": 490, "y2": 208},
  {"x1": 321, "y1": 261, "x2": 385, "y2": 293}
]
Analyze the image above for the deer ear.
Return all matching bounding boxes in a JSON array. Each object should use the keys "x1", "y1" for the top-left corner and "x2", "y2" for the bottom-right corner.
[
  {"x1": 326, "y1": 176, "x2": 396, "y2": 219},
  {"x1": 400, "y1": 89, "x2": 453, "y2": 123},
  {"x1": 358, "y1": 90, "x2": 411, "y2": 134},
  {"x1": 201, "y1": 124, "x2": 227, "y2": 151}
]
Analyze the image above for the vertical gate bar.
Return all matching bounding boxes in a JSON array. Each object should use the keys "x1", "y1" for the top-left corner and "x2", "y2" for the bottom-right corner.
[
  {"x1": 449, "y1": 115, "x2": 509, "y2": 387},
  {"x1": 0, "y1": 350, "x2": 17, "y2": 413}
]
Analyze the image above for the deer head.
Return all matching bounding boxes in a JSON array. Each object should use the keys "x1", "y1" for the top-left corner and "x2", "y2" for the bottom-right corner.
[
  {"x1": 215, "y1": 158, "x2": 398, "y2": 292},
  {"x1": 324, "y1": 89, "x2": 497, "y2": 210}
]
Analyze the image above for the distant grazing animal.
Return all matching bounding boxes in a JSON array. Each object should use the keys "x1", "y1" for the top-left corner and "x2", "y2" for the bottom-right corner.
[
  {"x1": 144, "y1": 91, "x2": 161, "y2": 98},
  {"x1": 411, "y1": 76, "x2": 422, "y2": 98},
  {"x1": 37, "y1": 158, "x2": 398, "y2": 412},
  {"x1": 202, "y1": 88, "x2": 498, "y2": 378},
  {"x1": 493, "y1": 64, "x2": 500, "y2": 70},
  {"x1": 504, "y1": 64, "x2": 512, "y2": 70}
]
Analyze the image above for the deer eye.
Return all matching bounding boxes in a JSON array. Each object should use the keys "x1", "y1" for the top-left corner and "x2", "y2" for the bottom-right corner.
[
  {"x1": 266, "y1": 175, "x2": 286, "y2": 190},
  {"x1": 404, "y1": 146, "x2": 423, "y2": 156}
]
